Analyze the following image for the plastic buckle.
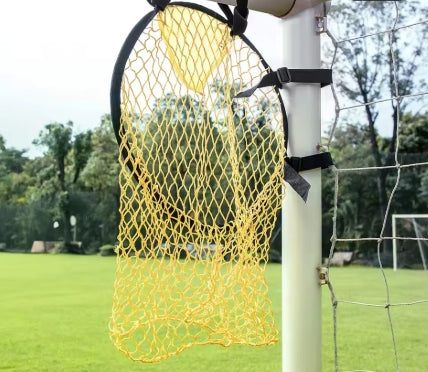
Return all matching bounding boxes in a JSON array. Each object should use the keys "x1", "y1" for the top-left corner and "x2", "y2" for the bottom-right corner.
[{"x1": 276, "y1": 67, "x2": 291, "y2": 88}]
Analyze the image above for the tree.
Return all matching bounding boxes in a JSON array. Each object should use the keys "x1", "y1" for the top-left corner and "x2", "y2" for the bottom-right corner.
[
  {"x1": 398, "y1": 112, "x2": 428, "y2": 154},
  {"x1": 322, "y1": 124, "x2": 379, "y2": 256},
  {"x1": 322, "y1": 111, "x2": 428, "y2": 262},
  {"x1": 134, "y1": 87, "x2": 282, "y2": 260},
  {"x1": 0, "y1": 135, "x2": 29, "y2": 205},
  {"x1": 33, "y1": 122, "x2": 92, "y2": 250},
  {"x1": 0, "y1": 136, "x2": 31, "y2": 250},
  {"x1": 143, "y1": 94, "x2": 232, "y2": 225},
  {"x1": 141, "y1": 88, "x2": 281, "y2": 221},
  {"x1": 390, "y1": 111, "x2": 428, "y2": 214},
  {"x1": 80, "y1": 114, "x2": 120, "y2": 246},
  {"x1": 326, "y1": 0, "x2": 428, "y2": 253}
]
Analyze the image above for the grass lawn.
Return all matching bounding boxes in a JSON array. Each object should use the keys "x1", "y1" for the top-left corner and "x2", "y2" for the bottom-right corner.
[{"x1": 0, "y1": 253, "x2": 427, "y2": 371}]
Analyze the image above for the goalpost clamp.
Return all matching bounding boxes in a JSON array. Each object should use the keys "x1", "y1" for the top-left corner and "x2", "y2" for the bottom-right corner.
[{"x1": 318, "y1": 267, "x2": 329, "y2": 286}]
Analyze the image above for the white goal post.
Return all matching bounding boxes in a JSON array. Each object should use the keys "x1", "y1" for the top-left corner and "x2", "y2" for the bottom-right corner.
[
  {"x1": 206, "y1": 1, "x2": 330, "y2": 371},
  {"x1": 204, "y1": 0, "x2": 328, "y2": 18},
  {"x1": 392, "y1": 214, "x2": 428, "y2": 271}
]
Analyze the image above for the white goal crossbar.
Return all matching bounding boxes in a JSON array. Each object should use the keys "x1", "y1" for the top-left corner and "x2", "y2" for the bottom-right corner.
[
  {"x1": 392, "y1": 214, "x2": 428, "y2": 271},
  {"x1": 203, "y1": 0, "x2": 329, "y2": 18}
]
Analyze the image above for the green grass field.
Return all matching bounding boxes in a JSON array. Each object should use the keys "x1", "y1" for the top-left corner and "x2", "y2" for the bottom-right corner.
[{"x1": 0, "y1": 254, "x2": 427, "y2": 371}]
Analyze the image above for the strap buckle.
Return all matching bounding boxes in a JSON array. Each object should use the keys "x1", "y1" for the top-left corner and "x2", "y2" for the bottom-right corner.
[{"x1": 276, "y1": 67, "x2": 291, "y2": 87}]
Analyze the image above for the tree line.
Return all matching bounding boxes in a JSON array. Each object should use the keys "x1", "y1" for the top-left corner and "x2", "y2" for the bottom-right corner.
[
  {"x1": 0, "y1": 0, "x2": 426, "y2": 265},
  {"x1": 321, "y1": 0, "x2": 428, "y2": 266},
  {"x1": 0, "y1": 85, "x2": 283, "y2": 256},
  {"x1": 1, "y1": 106, "x2": 427, "y2": 262},
  {"x1": 0, "y1": 115, "x2": 119, "y2": 253}
]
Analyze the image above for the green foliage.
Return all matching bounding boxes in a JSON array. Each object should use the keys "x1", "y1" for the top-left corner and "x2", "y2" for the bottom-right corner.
[
  {"x1": 31, "y1": 121, "x2": 93, "y2": 249},
  {"x1": 81, "y1": 114, "x2": 119, "y2": 193},
  {"x1": 1, "y1": 106, "x2": 426, "y2": 261},
  {"x1": 80, "y1": 114, "x2": 119, "y2": 247},
  {"x1": 0, "y1": 136, "x2": 29, "y2": 205},
  {"x1": 72, "y1": 130, "x2": 92, "y2": 183},
  {"x1": 99, "y1": 244, "x2": 116, "y2": 256},
  {"x1": 420, "y1": 169, "x2": 428, "y2": 199},
  {"x1": 140, "y1": 90, "x2": 280, "y2": 229},
  {"x1": 0, "y1": 140, "x2": 27, "y2": 175},
  {"x1": 323, "y1": 112, "x2": 428, "y2": 258},
  {"x1": 33, "y1": 122, "x2": 73, "y2": 164},
  {"x1": 399, "y1": 112, "x2": 428, "y2": 154},
  {"x1": 388, "y1": 112, "x2": 428, "y2": 217},
  {"x1": 0, "y1": 119, "x2": 107, "y2": 252},
  {"x1": 0, "y1": 138, "x2": 48, "y2": 250},
  {"x1": 322, "y1": 124, "x2": 378, "y2": 255},
  {"x1": 53, "y1": 241, "x2": 85, "y2": 254},
  {"x1": 325, "y1": 0, "x2": 428, "y2": 255},
  {"x1": 141, "y1": 94, "x2": 234, "y2": 226}
]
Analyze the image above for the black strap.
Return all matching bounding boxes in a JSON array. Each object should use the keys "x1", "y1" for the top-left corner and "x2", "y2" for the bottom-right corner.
[
  {"x1": 233, "y1": 0, "x2": 248, "y2": 35},
  {"x1": 284, "y1": 163, "x2": 311, "y2": 202},
  {"x1": 218, "y1": 3, "x2": 234, "y2": 24},
  {"x1": 236, "y1": 67, "x2": 332, "y2": 98},
  {"x1": 284, "y1": 152, "x2": 333, "y2": 202},
  {"x1": 219, "y1": 0, "x2": 249, "y2": 36},
  {"x1": 147, "y1": 0, "x2": 170, "y2": 10},
  {"x1": 286, "y1": 152, "x2": 333, "y2": 173}
]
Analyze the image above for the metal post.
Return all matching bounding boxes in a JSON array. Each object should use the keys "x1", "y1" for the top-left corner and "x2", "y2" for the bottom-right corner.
[
  {"x1": 281, "y1": 6, "x2": 323, "y2": 372},
  {"x1": 73, "y1": 225, "x2": 77, "y2": 242},
  {"x1": 412, "y1": 219, "x2": 427, "y2": 271},
  {"x1": 204, "y1": 0, "x2": 329, "y2": 18},
  {"x1": 392, "y1": 214, "x2": 398, "y2": 271},
  {"x1": 392, "y1": 214, "x2": 428, "y2": 271}
]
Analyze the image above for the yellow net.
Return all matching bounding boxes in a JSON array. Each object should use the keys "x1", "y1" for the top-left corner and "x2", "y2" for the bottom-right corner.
[{"x1": 110, "y1": 4, "x2": 285, "y2": 362}]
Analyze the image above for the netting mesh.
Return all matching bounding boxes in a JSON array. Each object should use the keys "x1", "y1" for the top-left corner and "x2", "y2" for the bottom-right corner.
[
  {"x1": 109, "y1": 5, "x2": 285, "y2": 362},
  {"x1": 323, "y1": 0, "x2": 428, "y2": 370}
]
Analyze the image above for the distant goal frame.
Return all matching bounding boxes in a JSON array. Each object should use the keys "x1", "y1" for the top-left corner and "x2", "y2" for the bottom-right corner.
[{"x1": 392, "y1": 214, "x2": 428, "y2": 271}]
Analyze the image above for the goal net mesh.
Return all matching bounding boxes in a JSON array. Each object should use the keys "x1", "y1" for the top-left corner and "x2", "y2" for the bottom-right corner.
[{"x1": 323, "y1": 0, "x2": 428, "y2": 370}]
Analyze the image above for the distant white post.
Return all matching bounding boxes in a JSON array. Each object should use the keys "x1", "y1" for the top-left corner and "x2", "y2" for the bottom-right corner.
[
  {"x1": 392, "y1": 214, "x2": 398, "y2": 271},
  {"x1": 392, "y1": 214, "x2": 428, "y2": 271},
  {"x1": 411, "y1": 219, "x2": 427, "y2": 271},
  {"x1": 281, "y1": 6, "x2": 324, "y2": 372},
  {"x1": 70, "y1": 215, "x2": 77, "y2": 242}
]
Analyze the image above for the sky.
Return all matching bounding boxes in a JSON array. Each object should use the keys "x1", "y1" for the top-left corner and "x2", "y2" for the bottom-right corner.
[
  {"x1": 0, "y1": 0, "x2": 160, "y2": 156},
  {"x1": 0, "y1": 0, "x2": 335, "y2": 158}
]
